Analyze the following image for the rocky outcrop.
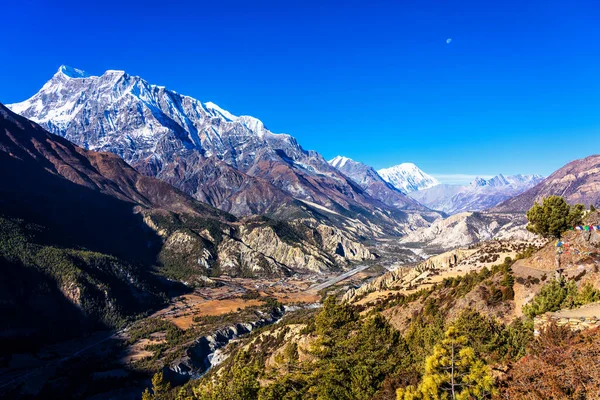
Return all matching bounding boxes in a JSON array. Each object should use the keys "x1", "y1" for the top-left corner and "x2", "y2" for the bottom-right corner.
[
  {"x1": 343, "y1": 248, "x2": 475, "y2": 302},
  {"x1": 144, "y1": 212, "x2": 376, "y2": 277},
  {"x1": 166, "y1": 306, "x2": 285, "y2": 383},
  {"x1": 399, "y1": 212, "x2": 535, "y2": 254}
]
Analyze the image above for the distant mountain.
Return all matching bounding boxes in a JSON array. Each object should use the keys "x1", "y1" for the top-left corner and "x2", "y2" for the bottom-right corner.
[
  {"x1": 328, "y1": 156, "x2": 427, "y2": 211},
  {"x1": 493, "y1": 155, "x2": 600, "y2": 212},
  {"x1": 377, "y1": 163, "x2": 439, "y2": 193},
  {"x1": 409, "y1": 174, "x2": 544, "y2": 214},
  {"x1": 7, "y1": 66, "x2": 438, "y2": 235}
]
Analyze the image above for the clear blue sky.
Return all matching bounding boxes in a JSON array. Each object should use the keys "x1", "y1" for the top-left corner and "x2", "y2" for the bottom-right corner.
[{"x1": 1, "y1": 0, "x2": 599, "y2": 183}]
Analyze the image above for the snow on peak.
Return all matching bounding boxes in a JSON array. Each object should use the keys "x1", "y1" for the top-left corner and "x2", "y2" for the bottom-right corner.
[
  {"x1": 328, "y1": 155, "x2": 354, "y2": 169},
  {"x1": 378, "y1": 163, "x2": 439, "y2": 193},
  {"x1": 204, "y1": 101, "x2": 238, "y2": 122},
  {"x1": 470, "y1": 174, "x2": 543, "y2": 188},
  {"x1": 58, "y1": 65, "x2": 89, "y2": 79}
]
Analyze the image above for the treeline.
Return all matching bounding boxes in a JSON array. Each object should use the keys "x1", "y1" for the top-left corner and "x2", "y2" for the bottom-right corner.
[{"x1": 138, "y1": 254, "x2": 537, "y2": 400}]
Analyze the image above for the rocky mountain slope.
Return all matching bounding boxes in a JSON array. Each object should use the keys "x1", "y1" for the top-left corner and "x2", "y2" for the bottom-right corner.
[
  {"x1": 343, "y1": 239, "x2": 537, "y2": 303},
  {"x1": 398, "y1": 211, "x2": 537, "y2": 254},
  {"x1": 0, "y1": 103, "x2": 375, "y2": 276},
  {"x1": 0, "y1": 104, "x2": 375, "y2": 351},
  {"x1": 409, "y1": 174, "x2": 544, "y2": 214},
  {"x1": 7, "y1": 66, "x2": 438, "y2": 236},
  {"x1": 493, "y1": 155, "x2": 600, "y2": 212},
  {"x1": 328, "y1": 155, "x2": 427, "y2": 210},
  {"x1": 377, "y1": 162, "x2": 439, "y2": 193}
]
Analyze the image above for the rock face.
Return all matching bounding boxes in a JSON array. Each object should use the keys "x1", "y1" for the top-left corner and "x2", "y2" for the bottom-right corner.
[
  {"x1": 167, "y1": 306, "x2": 285, "y2": 382},
  {"x1": 343, "y1": 239, "x2": 538, "y2": 303},
  {"x1": 328, "y1": 156, "x2": 428, "y2": 211},
  {"x1": 398, "y1": 212, "x2": 536, "y2": 254},
  {"x1": 493, "y1": 155, "x2": 600, "y2": 212},
  {"x1": 377, "y1": 162, "x2": 439, "y2": 193},
  {"x1": 6, "y1": 66, "x2": 439, "y2": 236},
  {"x1": 409, "y1": 174, "x2": 544, "y2": 214},
  {"x1": 342, "y1": 248, "x2": 474, "y2": 301}
]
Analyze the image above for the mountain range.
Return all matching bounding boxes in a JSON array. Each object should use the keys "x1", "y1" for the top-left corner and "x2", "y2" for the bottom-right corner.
[
  {"x1": 409, "y1": 173, "x2": 544, "y2": 214},
  {"x1": 8, "y1": 66, "x2": 440, "y2": 236}
]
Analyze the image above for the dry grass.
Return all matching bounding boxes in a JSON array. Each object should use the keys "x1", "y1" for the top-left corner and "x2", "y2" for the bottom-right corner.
[{"x1": 121, "y1": 338, "x2": 165, "y2": 364}]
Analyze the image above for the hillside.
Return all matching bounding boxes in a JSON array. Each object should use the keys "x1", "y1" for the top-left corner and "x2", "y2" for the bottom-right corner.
[
  {"x1": 174, "y1": 212, "x2": 600, "y2": 400},
  {"x1": 0, "y1": 104, "x2": 376, "y2": 354},
  {"x1": 493, "y1": 155, "x2": 600, "y2": 212}
]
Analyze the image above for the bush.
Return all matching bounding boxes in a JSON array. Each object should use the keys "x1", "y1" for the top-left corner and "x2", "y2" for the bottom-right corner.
[{"x1": 523, "y1": 278, "x2": 600, "y2": 318}]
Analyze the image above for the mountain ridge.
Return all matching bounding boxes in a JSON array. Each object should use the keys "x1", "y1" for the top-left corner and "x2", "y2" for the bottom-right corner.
[
  {"x1": 7, "y1": 66, "x2": 438, "y2": 236},
  {"x1": 492, "y1": 155, "x2": 600, "y2": 212},
  {"x1": 409, "y1": 173, "x2": 544, "y2": 214}
]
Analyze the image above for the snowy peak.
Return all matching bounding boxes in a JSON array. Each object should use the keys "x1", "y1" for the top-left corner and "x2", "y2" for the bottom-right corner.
[
  {"x1": 470, "y1": 174, "x2": 543, "y2": 188},
  {"x1": 57, "y1": 65, "x2": 89, "y2": 79},
  {"x1": 328, "y1": 155, "x2": 355, "y2": 169},
  {"x1": 378, "y1": 163, "x2": 439, "y2": 194},
  {"x1": 327, "y1": 155, "x2": 429, "y2": 211},
  {"x1": 410, "y1": 173, "x2": 545, "y2": 214},
  {"x1": 204, "y1": 101, "x2": 237, "y2": 121}
]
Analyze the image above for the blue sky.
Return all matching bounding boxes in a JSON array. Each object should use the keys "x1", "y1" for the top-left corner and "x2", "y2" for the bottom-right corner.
[{"x1": 1, "y1": 0, "x2": 599, "y2": 184}]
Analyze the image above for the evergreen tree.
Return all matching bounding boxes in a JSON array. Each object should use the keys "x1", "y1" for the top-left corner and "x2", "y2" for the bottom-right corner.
[
  {"x1": 526, "y1": 196, "x2": 584, "y2": 239},
  {"x1": 151, "y1": 371, "x2": 171, "y2": 398},
  {"x1": 142, "y1": 388, "x2": 153, "y2": 400},
  {"x1": 590, "y1": 204, "x2": 596, "y2": 212},
  {"x1": 397, "y1": 327, "x2": 495, "y2": 400}
]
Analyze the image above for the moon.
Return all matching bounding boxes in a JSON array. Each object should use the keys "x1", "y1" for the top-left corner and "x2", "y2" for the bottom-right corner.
[{"x1": 446, "y1": 38, "x2": 452, "y2": 44}]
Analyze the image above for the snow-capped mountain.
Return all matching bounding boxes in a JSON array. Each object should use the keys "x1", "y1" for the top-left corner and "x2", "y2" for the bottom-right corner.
[
  {"x1": 470, "y1": 174, "x2": 543, "y2": 188},
  {"x1": 7, "y1": 66, "x2": 439, "y2": 235},
  {"x1": 328, "y1": 156, "x2": 426, "y2": 210},
  {"x1": 377, "y1": 163, "x2": 439, "y2": 193},
  {"x1": 409, "y1": 174, "x2": 544, "y2": 214}
]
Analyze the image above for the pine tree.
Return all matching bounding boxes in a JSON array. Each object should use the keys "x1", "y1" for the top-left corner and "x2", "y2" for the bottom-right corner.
[
  {"x1": 142, "y1": 388, "x2": 153, "y2": 400},
  {"x1": 397, "y1": 327, "x2": 496, "y2": 400},
  {"x1": 526, "y1": 196, "x2": 584, "y2": 239},
  {"x1": 150, "y1": 371, "x2": 171, "y2": 399},
  {"x1": 591, "y1": 204, "x2": 596, "y2": 212}
]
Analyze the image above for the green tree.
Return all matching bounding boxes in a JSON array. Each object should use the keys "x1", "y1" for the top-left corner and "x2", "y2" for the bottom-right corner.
[
  {"x1": 142, "y1": 388, "x2": 153, "y2": 400},
  {"x1": 152, "y1": 371, "x2": 171, "y2": 398},
  {"x1": 141, "y1": 371, "x2": 171, "y2": 400},
  {"x1": 397, "y1": 327, "x2": 496, "y2": 400},
  {"x1": 526, "y1": 196, "x2": 584, "y2": 239},
  {"x1": 194, "y1": 352, "x2": 260, "y2": 400},
  {"x1": 590, "y1": 204, "x2": 596, "y2": 212}
]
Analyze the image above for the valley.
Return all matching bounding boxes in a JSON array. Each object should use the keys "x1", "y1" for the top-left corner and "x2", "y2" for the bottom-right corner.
[
  {"x1": 1, "y1": 57, "x2": 599, "y2": 399},
  {"x1": 0, "y1": 252, "x2": 393, "y2": 399}
]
